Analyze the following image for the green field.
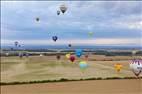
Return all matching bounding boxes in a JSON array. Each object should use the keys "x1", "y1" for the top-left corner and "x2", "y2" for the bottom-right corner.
[{"x1": 1, "y1": 55, "x2": 141, "y2": 83}]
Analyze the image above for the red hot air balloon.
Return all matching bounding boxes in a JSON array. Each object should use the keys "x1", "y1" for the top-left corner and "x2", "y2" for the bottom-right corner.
[{"x1": 69, "y1": 55, "x2": 75, "y2": 62}]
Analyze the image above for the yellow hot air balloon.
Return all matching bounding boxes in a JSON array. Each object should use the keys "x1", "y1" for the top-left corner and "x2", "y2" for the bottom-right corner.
[
  {"x1": 66, "y1": 53, "x2": 71, "y2": 59},
  {"x1": 114, "y1": 63, "x2": 123, "y2": 72}
]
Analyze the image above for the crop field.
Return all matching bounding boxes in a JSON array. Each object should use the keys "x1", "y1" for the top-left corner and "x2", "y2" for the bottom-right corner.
[
  {"x1": 1, "y1": 79, "x2": 141, "y2": 94},
  {"x1": 1, "y1": 54, "x2": 141, "y2": 83}
]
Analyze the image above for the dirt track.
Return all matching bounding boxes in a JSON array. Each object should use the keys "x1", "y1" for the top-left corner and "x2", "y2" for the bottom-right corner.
[{"x1": 1, "y1": 79, "x2": 142, "y2": 94}]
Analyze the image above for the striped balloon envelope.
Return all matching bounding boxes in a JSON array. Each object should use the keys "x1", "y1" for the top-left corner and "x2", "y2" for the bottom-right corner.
[{"x1": 130, "y1": 59, "x2": 142, "y2": 77}]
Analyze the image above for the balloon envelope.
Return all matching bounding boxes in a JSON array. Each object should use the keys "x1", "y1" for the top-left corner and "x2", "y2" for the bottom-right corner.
[
  {"x1": 75, "y1": 49, "x2": 83, "y2": 57},
  {"x1": 19, "y1": 52, "x2": 23, "y2": 58},
  {"x1": 130, "y1": 59, "x2": 142, "y2": 76},
  {"x1": 5, "y1": 53, "x2": 9, "y2": 56},
  {"x1": 66, "y1": 53, "x2": 71, "y2": 59},
  {"x1": 56, "y1": 55, "x2": 61, "y2": 60},
  {"x1": 52, "y1": 36, "x2": 58, "y2": 42},
  {"x1": 14, "y1": 41, "x2": 18, "y2": 47},
  {"x1": 68, "y1": 44, "x2": 72, "y2": 47},
  {"x1": 60, "y1": 4, "x2": 67, "y2": 14},
  {"x1": 57, "y1": 10, "x2": 60, "y2": 15},
  {"x1": 85, "y1": 54, "x2": 89, "y2": 59},
  {"x1": 79, "y1": 61, "x2": 88, "y2": 69},
  {"x1": 88, "y1": 32, "x2": 93, "y2": 36},
  {"x1": 36, "y1": 17, "x2": 40, "y2": 22},
  {"x1": 114, "y1": 63, "x2": 122, "y2": 72},
  {"x1": 69, "y1": 55, "x2": 75, "y2": 62},
  {"x1": 40, "y1": 54, "x2": 43, "y2": 57}
]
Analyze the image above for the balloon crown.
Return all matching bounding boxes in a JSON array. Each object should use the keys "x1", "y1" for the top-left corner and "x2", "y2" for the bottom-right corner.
[{"x1": 131, "y1": 59, "x2": 142, "y2": 65}]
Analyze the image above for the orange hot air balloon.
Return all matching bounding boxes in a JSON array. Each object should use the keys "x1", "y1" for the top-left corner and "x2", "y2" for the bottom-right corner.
[{"x1": 114, "y1": 63, "x2": 123, "y2": 72}]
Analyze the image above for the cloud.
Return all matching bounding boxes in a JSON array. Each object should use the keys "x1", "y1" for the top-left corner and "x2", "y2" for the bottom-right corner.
[{"x1": 1, "y1": 1, "x2": 142, "y2": 47}]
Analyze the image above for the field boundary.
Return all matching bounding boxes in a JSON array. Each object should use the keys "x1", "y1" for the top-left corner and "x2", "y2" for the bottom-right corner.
[{"x1": 1, "y1": 77, "x2": 141, "y2": 86}]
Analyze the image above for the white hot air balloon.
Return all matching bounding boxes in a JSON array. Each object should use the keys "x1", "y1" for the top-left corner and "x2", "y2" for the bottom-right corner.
[
  {"x1": 60, "y1": 4, "x2": 67, "y2": 14},
  {"x1": 130, "y1": 59, "x2": 142, "y2": 77}
]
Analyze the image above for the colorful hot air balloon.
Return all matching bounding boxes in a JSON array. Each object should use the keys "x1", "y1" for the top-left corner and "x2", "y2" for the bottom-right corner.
[
  {"x1": 79, "y1": 61, "x2": 88, "y2": 70},
  {"x1": 60, "y1": 4, "x2": 67, "y2": 14},
  {"x1": 52, "y1": 36, "x2": 58, "y2": 42},
  {"x1": 65, "y1": 53, "x2": 71, "y2": 59},
  {"x1": 114, "y1": 63, "x2": 123, "y2": 72},
  {"x1": 75, "y1": 49, "x2": 83, "y2": 58},
  {"x1": 57, "y1": 10, "x2": 60, "y2": 15},
  {"x1": 130, "y1": 59, "x2": 142, "y2": 77},
  {"x1": 69, "y1": 55, "x2": 75, "y2": 62}
]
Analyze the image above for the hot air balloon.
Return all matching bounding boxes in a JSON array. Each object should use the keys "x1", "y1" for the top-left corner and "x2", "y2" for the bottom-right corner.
[
  {"x1": 25, "y1": 53, "x2": 29, "y2": 58},
  {"x1": 19, "y1": 52, "x2": 23, "y2": 58},
  {"x1": 114, "y1": 63, "x2": 123, "y2": 72},
  {"x1": 68, "y1": 44, "x2": 72, "y2": 47},
  {"x1": 69, "y1": 55, "x2": 75, "y2": 62},
  {"x1": 5, "y1": 52, "x2": 9, "y2": 56},
  {"x1": 60, "y1": 4, "x2": 67, "y2": 14},
  {"x1": 65, "y1": 53, "x2": 71, "y2": 59},
  {"x1": 14, "y1": 41, "x2": 18, "y2": 47},
  {"x1": 18, "y1": 45, "x2": 21, "y2": 48},
  {"x1": 36, "y1": 17, "x2": 40, "y2": 22},
  {"x1": 130, "y1": 59, "x2": 142, "y2": 77},
  {"x1": 79, "y1": 61, "x2": 88, "y2": 71},
  {"x1": 56, "y1": 55, "x2": 61, "y2": 60},
  {"x1": 40, "y1": 54, "x2": 43, "y2": 57},
  {"x1": 11, "y1": 48, "x2": 14, "y2": 51},
  {"x1": 84, "y1": 54, "x2": 89, "y2": 60},
  {"x1": 57, "y1": 10, "x2": 60, "y2": 15},
  {"x1": 52, "y1": 36, "x2": 58, "y2": 42},
  {"x1": 75, "y1": 49, "x2": 83, "y2": 58},
  {"x1": 88, "y1": 32, "x2": 93, "y2": 37}
]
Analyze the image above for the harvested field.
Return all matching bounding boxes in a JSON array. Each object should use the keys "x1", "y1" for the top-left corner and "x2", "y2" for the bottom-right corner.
[
  {"x1": 1, "y1": 79, "x2": 142, "y2": 94},
  {"x1": 1, "y1": 55, "x2": 141, "y2": 82}
]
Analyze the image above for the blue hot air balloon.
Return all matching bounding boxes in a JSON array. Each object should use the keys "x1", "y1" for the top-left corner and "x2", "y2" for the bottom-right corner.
[
  {"x1": 52, "y1": 36, "x2": 58, "y2": 42},
  {"x1": 75, "y1": 49, "x2": 83, "y2": 57}
]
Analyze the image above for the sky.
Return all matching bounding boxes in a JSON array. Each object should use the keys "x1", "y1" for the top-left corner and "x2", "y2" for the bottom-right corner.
[{"x1": 1, "y1": 1, "x2": 142, "y2": 47}]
